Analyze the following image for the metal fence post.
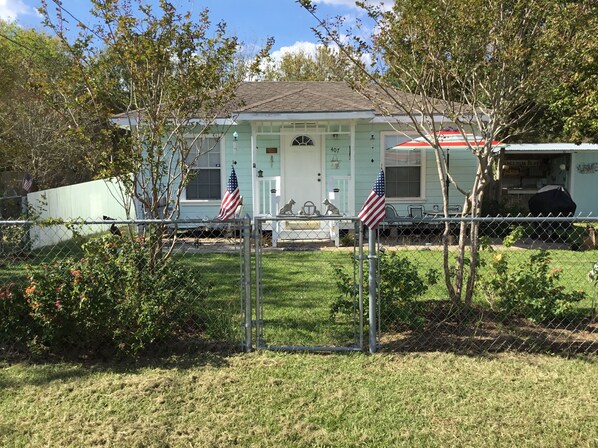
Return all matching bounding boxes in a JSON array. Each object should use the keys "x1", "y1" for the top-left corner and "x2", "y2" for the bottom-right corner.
[
  {"x1": 254, "y1": 218, "x2": 263, "y2": 349},
  {"x1": 358, "y1": 221, "x2": 364, "y2": 350},
  {"x1": 368, "y1": 227, "x2": 377, "y2": 354},
  {"x1": 243, "y1": 218, "x2": 252, "y2": 352}
]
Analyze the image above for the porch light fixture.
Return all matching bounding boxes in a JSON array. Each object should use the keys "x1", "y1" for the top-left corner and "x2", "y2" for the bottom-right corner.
[
  {"x1": 257, "y1": 169, "x2": 263, "y2": 178},
  {"x1": 232, "y1": 131, "x2": 238, "y2": 153},
  {"x1": 332, "y1": 133, "x2": 338, "y2": 140}
]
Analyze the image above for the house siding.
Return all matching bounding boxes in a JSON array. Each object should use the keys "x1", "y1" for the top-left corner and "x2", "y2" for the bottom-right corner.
[
  {"x1": 177, "y1": 121, "x2": 480, "y2": 220},
  {"x1": 571, "y1": 152, "x2": 598, "y2": 215}
]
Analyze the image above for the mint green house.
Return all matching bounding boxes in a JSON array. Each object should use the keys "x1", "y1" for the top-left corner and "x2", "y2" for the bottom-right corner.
[{"x1": 150, "y1": 81, "x2": 478, "y2": 221}]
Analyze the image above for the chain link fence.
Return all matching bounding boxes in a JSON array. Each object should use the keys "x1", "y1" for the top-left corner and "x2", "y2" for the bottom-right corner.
[
  {"x1": 376, "y1": 215, "x2": 598, "y2": 355},
  {"x1": 254, "y1": 217, "x2": 365, "y2": 352},
  {"x1": 1, "y1": 215, "x2": 597, "y2": 358},
  {"x1": 0, "y1": 218, "x2": 249, "y2": 359}
]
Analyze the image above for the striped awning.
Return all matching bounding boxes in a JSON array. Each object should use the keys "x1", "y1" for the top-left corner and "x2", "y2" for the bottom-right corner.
[{"x1": 390, "y1": 131, "x2": 503, "y2": 150}]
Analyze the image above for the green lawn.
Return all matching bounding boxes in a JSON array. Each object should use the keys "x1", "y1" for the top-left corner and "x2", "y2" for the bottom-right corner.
[
  {"x1": 2, "y1": 236, "x2": 597, "y2": 446},
  {"x1": 1, "y1": 352, "x2": 596, "y2": 447},
  {"x1": 3, "y1": 240, "x2": 598, "y2": 352}
]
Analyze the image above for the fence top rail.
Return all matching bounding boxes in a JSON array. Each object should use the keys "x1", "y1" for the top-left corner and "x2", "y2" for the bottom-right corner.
[
  {"x1": 0, "y1": 218, "x2": 251, "y2": 226},
  {"x1": 3, "y1": 215, "x2": 598, "y2": 226},
  {"x1": 382, "y1": 215, "x2": 598, "y2": 223}
]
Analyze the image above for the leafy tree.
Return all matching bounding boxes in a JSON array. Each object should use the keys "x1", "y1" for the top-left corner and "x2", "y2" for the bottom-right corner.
[
  {"x1": 534, "y1": 1, "x2": 597, "y2": 143},
  {"x1": 300, "y1": 0, "x2": 571, "y2": 305},
  {"x1": 0, "y1": 20, "x2": 105, "y2": 190},
  {"x1": 263, "y1": 45, "x2": 349, "y2": 81},
  {"x1": 41, "y1": 0, "x2": 271, "y2": 264}
]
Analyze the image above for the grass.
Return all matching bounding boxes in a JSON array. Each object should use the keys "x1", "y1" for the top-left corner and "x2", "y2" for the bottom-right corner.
[
  {"x1": 3, "y1": 236, "x2": 598, "y2": 351},
  {"x1": 1, "y1": 352, "x2": 597, "y2": 447},
  {"x1": 258, "y1": 251, "x2": 359, "y2": 348},
  {"x1": 2, "y1": 233, "x2": 597, "y2": 446}
]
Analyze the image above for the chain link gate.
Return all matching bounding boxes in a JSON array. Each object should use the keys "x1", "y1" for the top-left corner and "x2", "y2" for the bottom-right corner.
[{"x1": 253, "y1": 217, "x2": 366, "y2": 352}]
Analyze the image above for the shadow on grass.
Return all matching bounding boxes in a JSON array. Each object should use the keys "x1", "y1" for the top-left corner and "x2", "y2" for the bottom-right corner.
[
  {"x1": 379, "y1": 300, "x2": 598, "y2": 359},
  {"x1": 0, "y1": 339, "x2": 239, "y2": 389}
]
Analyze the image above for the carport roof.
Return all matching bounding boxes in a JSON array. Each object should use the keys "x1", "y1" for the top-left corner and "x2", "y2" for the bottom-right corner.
[{"x1": 503, "y1": 143, "x2": 598, "y2": 153}]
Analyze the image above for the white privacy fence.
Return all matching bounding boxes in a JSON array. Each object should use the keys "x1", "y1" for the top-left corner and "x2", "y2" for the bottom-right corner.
[{"x1": 27, "y1": 178, "x2": 134, "y2": 248}]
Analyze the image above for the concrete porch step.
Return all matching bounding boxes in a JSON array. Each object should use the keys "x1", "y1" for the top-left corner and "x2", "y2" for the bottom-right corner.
[{"x1": 277, "y1": 229, "x2": 331, "y2": 240}]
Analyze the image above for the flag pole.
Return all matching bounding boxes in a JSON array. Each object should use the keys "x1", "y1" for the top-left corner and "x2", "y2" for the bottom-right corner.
[
  {"x1": 357, "y1": 169, "x2": 384, "y2": 354},
  {"x1": 368, "y1": 227, "x2": 377, "y2": 354}
]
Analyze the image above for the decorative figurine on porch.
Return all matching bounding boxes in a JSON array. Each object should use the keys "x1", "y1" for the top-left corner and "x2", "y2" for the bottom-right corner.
[
  {"x1": 322, "y1": 199, "x2": 341, "y2": 216},
  {"x1": 278, "y1": 199, "x2": 296, "y2": 215}
]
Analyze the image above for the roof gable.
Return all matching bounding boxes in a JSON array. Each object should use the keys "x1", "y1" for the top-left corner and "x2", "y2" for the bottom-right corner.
[{"x1": 233, "y1": 81, "x2": 375, "y2": 114}]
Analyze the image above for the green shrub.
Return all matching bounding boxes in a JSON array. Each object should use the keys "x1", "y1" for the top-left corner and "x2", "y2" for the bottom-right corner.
[
  {"x1": 0, "y1": 223, "x2": 31, "y2": 256},
  {"x1": 0, "y1": 281, "x2": 32, "y2": 345},
  {"x1": 378, "y1": 251, "x2": 437, "y2": 330},
  {"x1": 23, "y1": 235, "x2": 210, "y2": 354},
  {"x1": 330, "y1": 251, "x2": 437, "y2": 330},
  {"x1": 479, "y1": 250, "x2": 586, "y2": 322}
]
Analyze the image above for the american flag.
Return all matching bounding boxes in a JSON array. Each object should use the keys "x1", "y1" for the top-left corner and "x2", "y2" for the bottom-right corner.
[
  {"x1": 358, "y1": 169, "x2": 386, "y2": 229},
  {"x1": 217, "y1": 166, "x2": 241, "y2": 220},
  {"x1": 23, "y1": 174, "x2": 32, "y2": 192}
]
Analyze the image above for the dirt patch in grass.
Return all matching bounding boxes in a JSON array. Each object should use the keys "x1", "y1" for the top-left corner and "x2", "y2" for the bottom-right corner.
[{"x1": 380, "y1": 301, "x2": 598, "y2": 356}]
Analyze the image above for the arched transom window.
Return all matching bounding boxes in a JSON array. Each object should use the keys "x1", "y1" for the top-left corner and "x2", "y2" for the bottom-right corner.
[{"x1": 291, "y1": 135, "x2": 314, "y2": 146}]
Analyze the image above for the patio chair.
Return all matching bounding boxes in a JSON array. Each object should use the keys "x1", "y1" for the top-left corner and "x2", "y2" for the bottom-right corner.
[
  {"x1": 381, "y1": 204, "x2": 414, "y2": 239},
  {"x1": 447, "y1": 204, "x2": 461, "y2": 215},
  {"x1": 408, "y1": 204, "x2": 441, "y2": 237},
  {"x1": 408, "y1": 205, "x2": 425, "y2": 219},
  {"x1": 385, "y1": 204, "x2": 400, "y2": 223}
]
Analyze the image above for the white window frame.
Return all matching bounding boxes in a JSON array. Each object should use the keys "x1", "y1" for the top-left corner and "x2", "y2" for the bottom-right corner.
[
  {"x1": 381, "y1": 131, "x2": 426, "y2": 202},
  {"x1": 181, "y1": 134, "x2": 225, "y2": 203}
]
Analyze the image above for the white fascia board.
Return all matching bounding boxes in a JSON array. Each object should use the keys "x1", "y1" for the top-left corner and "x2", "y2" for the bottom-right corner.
[
  {"x1": 189, "y1": 118, "x2": 237, "y2": 126},
  {"x1": 371, "y1": 113, "x2": 491, "y2": 124},
  {"x1": 503, "y1": 143, "x2": 598, "y2": 153},
  {"x1": 235, "y1": 111, "x2": 375, "y2": 121},
  {"x1": 110, "y1": 116, "x2": 236, "y2": 128},
  {"x1": 111, "y1": 116, "x2": 137, "y2": 128},
  {"x1": 370, "y1": 114, "x2": 450, "y2": 123}
]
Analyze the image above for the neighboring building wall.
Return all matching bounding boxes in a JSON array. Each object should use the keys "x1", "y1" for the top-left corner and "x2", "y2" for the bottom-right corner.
[
  {"x1": 27, "y1": 178, "x2": 133, "y2": 249},
  {"x1": 571, "y1": 152, "x2": 598, "y2": 215}
]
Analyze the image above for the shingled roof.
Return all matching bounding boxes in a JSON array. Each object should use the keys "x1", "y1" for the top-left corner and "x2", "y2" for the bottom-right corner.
[
  {"x1": 233, "y1": 81, "x2": 374, "y2": 114},
  {"x1": 231, "y1": 81, "x2": 468, "y2": 119},
  {"x1": 112, "y1": 81, "x2": 470, "y2": 125}
]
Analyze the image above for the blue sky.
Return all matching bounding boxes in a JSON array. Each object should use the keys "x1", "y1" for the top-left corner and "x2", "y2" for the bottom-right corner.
[{"x1": 0, "y1": 0, "x2": 390, "y2": 58}]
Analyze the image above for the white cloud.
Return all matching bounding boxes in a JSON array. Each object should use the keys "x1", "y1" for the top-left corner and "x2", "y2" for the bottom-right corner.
[
  {"x1": 270, "y1": 41, "x2": 323, "y2": 61},
  {"x1": 0, "y1": 0, "x2": 37, "y2": 22},
  {"x1": 266, "y1": 40, "x2": 373, "y2": 71}
]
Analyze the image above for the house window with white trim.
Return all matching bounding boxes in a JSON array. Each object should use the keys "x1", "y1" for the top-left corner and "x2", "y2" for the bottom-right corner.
[
  {"x1": 383, "y1": 133, "x2": 423, "y2": 199},
  {"x1": 185, "y1": 137, "x2": 221, "y2": 200}
]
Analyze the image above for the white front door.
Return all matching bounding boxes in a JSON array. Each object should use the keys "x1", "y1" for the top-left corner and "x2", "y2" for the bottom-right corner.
[{"x1": 283, "y1": 135, "x2": 323, "y2": 214}]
